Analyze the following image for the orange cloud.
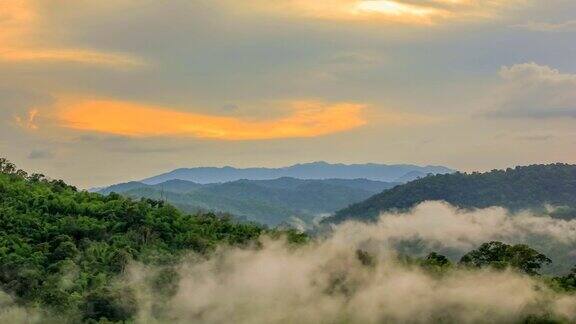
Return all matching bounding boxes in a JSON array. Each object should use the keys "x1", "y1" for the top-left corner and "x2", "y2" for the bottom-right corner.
[
  {"x1": 0, "y1": 48, "x2": 146, "y2": 67},
  {"x1": 0, "y1": 1, "x2": 145, "y2": 67},
  {"x1": 55, "y1": 98, "x2": 367, "y2": 140}
]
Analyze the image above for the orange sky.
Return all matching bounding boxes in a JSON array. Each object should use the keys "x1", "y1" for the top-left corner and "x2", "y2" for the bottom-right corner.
[{"x1": 56, "y1": 98, "x2": 367, "y2": 140}]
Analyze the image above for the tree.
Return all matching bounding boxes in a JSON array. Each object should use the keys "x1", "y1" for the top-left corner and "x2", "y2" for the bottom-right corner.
[
  {"x1": 554, "y1": 267, "x2": 576, "y2": 291},
  {"x1": 459, "y1": 241, "x2": 551, "y2": 275},
  {"x1": 423, "y1": 252, "x2": 451, "y2": 267}
]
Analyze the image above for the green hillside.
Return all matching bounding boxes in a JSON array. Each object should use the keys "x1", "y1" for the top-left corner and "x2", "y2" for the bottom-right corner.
[
  {"x1": 328, "y1": 164, "x2": 576, "y2": 224},
  {"x1": 0, "y1": 158, "x2": 303, "y2": 322}
]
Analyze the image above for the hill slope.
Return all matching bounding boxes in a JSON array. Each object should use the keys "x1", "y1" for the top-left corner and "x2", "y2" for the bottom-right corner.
[
  {"x1": 328, "y1": 164, "x2": 576, "y2": 224},
  {"x1": 99, "y1": 177, "x2": 398, "y2": 226},
  {"x1": 0, "y1": 158, "x2": 290, "y2": 322},
  {"x1": 141, "y1": 162, "x2": 454, "y2": 184}
]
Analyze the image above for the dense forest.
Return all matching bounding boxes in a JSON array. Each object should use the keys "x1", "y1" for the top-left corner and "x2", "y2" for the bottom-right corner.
[
  {"x1": 0, "y1": 158, "x2": 306, "y2": 322},
  {"x1": 329, "y1": 164, "x2": 576, "y2": 224},
  {"x1": 1, "y1": 158, "x2": 576, "y2": 322}
]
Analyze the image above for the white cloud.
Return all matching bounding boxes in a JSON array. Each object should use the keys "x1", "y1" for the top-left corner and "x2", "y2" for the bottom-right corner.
[
  {"x1": 488, "y1": 63, "x2": 576, "y2": 119},
  {"x1": 126, "y1": 202, "x2": 576, "y2": 323}
]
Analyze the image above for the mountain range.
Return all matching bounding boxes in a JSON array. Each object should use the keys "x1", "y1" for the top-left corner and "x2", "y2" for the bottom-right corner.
[
  {"x1": 140, "y1": 162, "x2": 455, "y2": 185},
  {"x1": 96, "y1": 162, "x2": 454, "y2": 226},
  {"x1": 98, "y1": 177, "x2": 400, "y2": 226}
]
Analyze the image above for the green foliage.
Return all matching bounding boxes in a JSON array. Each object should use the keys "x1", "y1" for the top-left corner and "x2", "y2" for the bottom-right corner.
[
  {"x1": 553, "y1": 267, "x2": 576, "y2": 292},
  {"x1": 459, "y1": 241, "x2": 552, "y2": 275},
  {"x1": 330, "y1": 164, "x2": 576, "y2": 223},
  {"x1": 420, "y1": 252, "x2": 452, "y2": 274},
  {"x1": 0, "y1": 159, "x2": 272, "y2": 321}
]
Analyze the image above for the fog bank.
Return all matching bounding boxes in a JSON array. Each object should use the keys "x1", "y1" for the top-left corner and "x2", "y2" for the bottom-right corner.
[{"x1": 130, "y1": 202, "x2": 576, "y2": 323}]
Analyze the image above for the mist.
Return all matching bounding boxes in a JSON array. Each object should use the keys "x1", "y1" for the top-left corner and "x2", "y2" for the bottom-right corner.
[
  {"x1": 329, "y1": 201, "x2": 576, "y2": 272},
  {"x1": 123, "y1": 202, "x2": 576, "y2": 323}
]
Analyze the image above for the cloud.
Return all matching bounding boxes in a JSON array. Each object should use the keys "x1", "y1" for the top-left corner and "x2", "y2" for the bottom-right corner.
[
  {"x1": 499, "y1": 62, "x2": 576, "y2": 83},
  {"x1": 514, "y1": 20, "x2": 576, "y2": 32},
  {"x1": 0, "y1": 48, "x2": 146, "y2": 67},
  {"x1": 53, "y1": 97, "x2": 368, "y2": 140},
  {"x1": 487, "y1": 63, "x2": 576, "y2": 119},
  {"x1": 124, "y1": 202, "x2": 576, "y2": 323},
  {"x1": 327, "y1": 51, "x2": 384, "y2": 65},
  {"x1": 0, "y1": 1, "x2": 145, "y2": 67},
  {"x1": 220, "y1": 104, "x2": 239, "y2": 112},
  {"x1": 229, "y1": 0, "x2": 524, "y2": 25},
  {"x1": 517, "y1": 134, "x2": 554, "y2": 142},
  {"x1": 14, "y1": 109, "x2": 39, "y2": 130},
  {"x1": 28, "y1": 149, "x2": 54, "y2": 160},
  {"x1": 337, "y1": 201, "x2": 576, "y2": 250},
  {"x1": 74, "y1": 135, "x2": 194, "y2": 154}
]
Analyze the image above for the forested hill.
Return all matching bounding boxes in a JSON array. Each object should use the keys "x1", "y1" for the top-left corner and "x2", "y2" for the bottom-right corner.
[
  {"x1": 98, "y1": 177, "x2": 398, "y2": 226},
  {"x1": 327, "y1": 164, "x2": 576, "y2": 224},
  {"x1": 0, "y1": 158, "x2": 302, "y2": 322}
]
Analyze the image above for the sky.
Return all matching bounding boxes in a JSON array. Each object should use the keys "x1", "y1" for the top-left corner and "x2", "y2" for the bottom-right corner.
[{"x1": 1, "y1": 0, "x2": 576, "y2": 188}]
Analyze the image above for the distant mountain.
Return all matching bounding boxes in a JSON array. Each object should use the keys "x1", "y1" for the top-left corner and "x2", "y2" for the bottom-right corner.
[
  {"x1": 152, "y1": 179, "x2": 204, "y2": 193},
  {"x1": 97, "y1": 181, "x2": 150, "y2": 195},
  {"x1": 394, "y1": 170, "x2": 428, "y2": 183},
  {"x1": 96, "y1": 179, "x2": 204, "y2": 195},
  {"x1": 327, "y1": 164, "x2": 576, "y2": 224},
  {"x1": 140, "y1": 162, "x2": 454, "y2": 185},
  {"x1": 98, "y1": 177, "x2": 399, "y2": 226}
]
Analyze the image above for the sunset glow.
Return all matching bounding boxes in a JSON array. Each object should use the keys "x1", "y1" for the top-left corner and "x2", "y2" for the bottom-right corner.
[
  {"x1": 354, "y1": 1, "x2": 441, "y2": 19},
  {"x1": 242, "y1": 0, "x2": 519, "y2": 24},
  {"x1": 56, "y1": 99, "x2": 367, "y2": 140}
]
